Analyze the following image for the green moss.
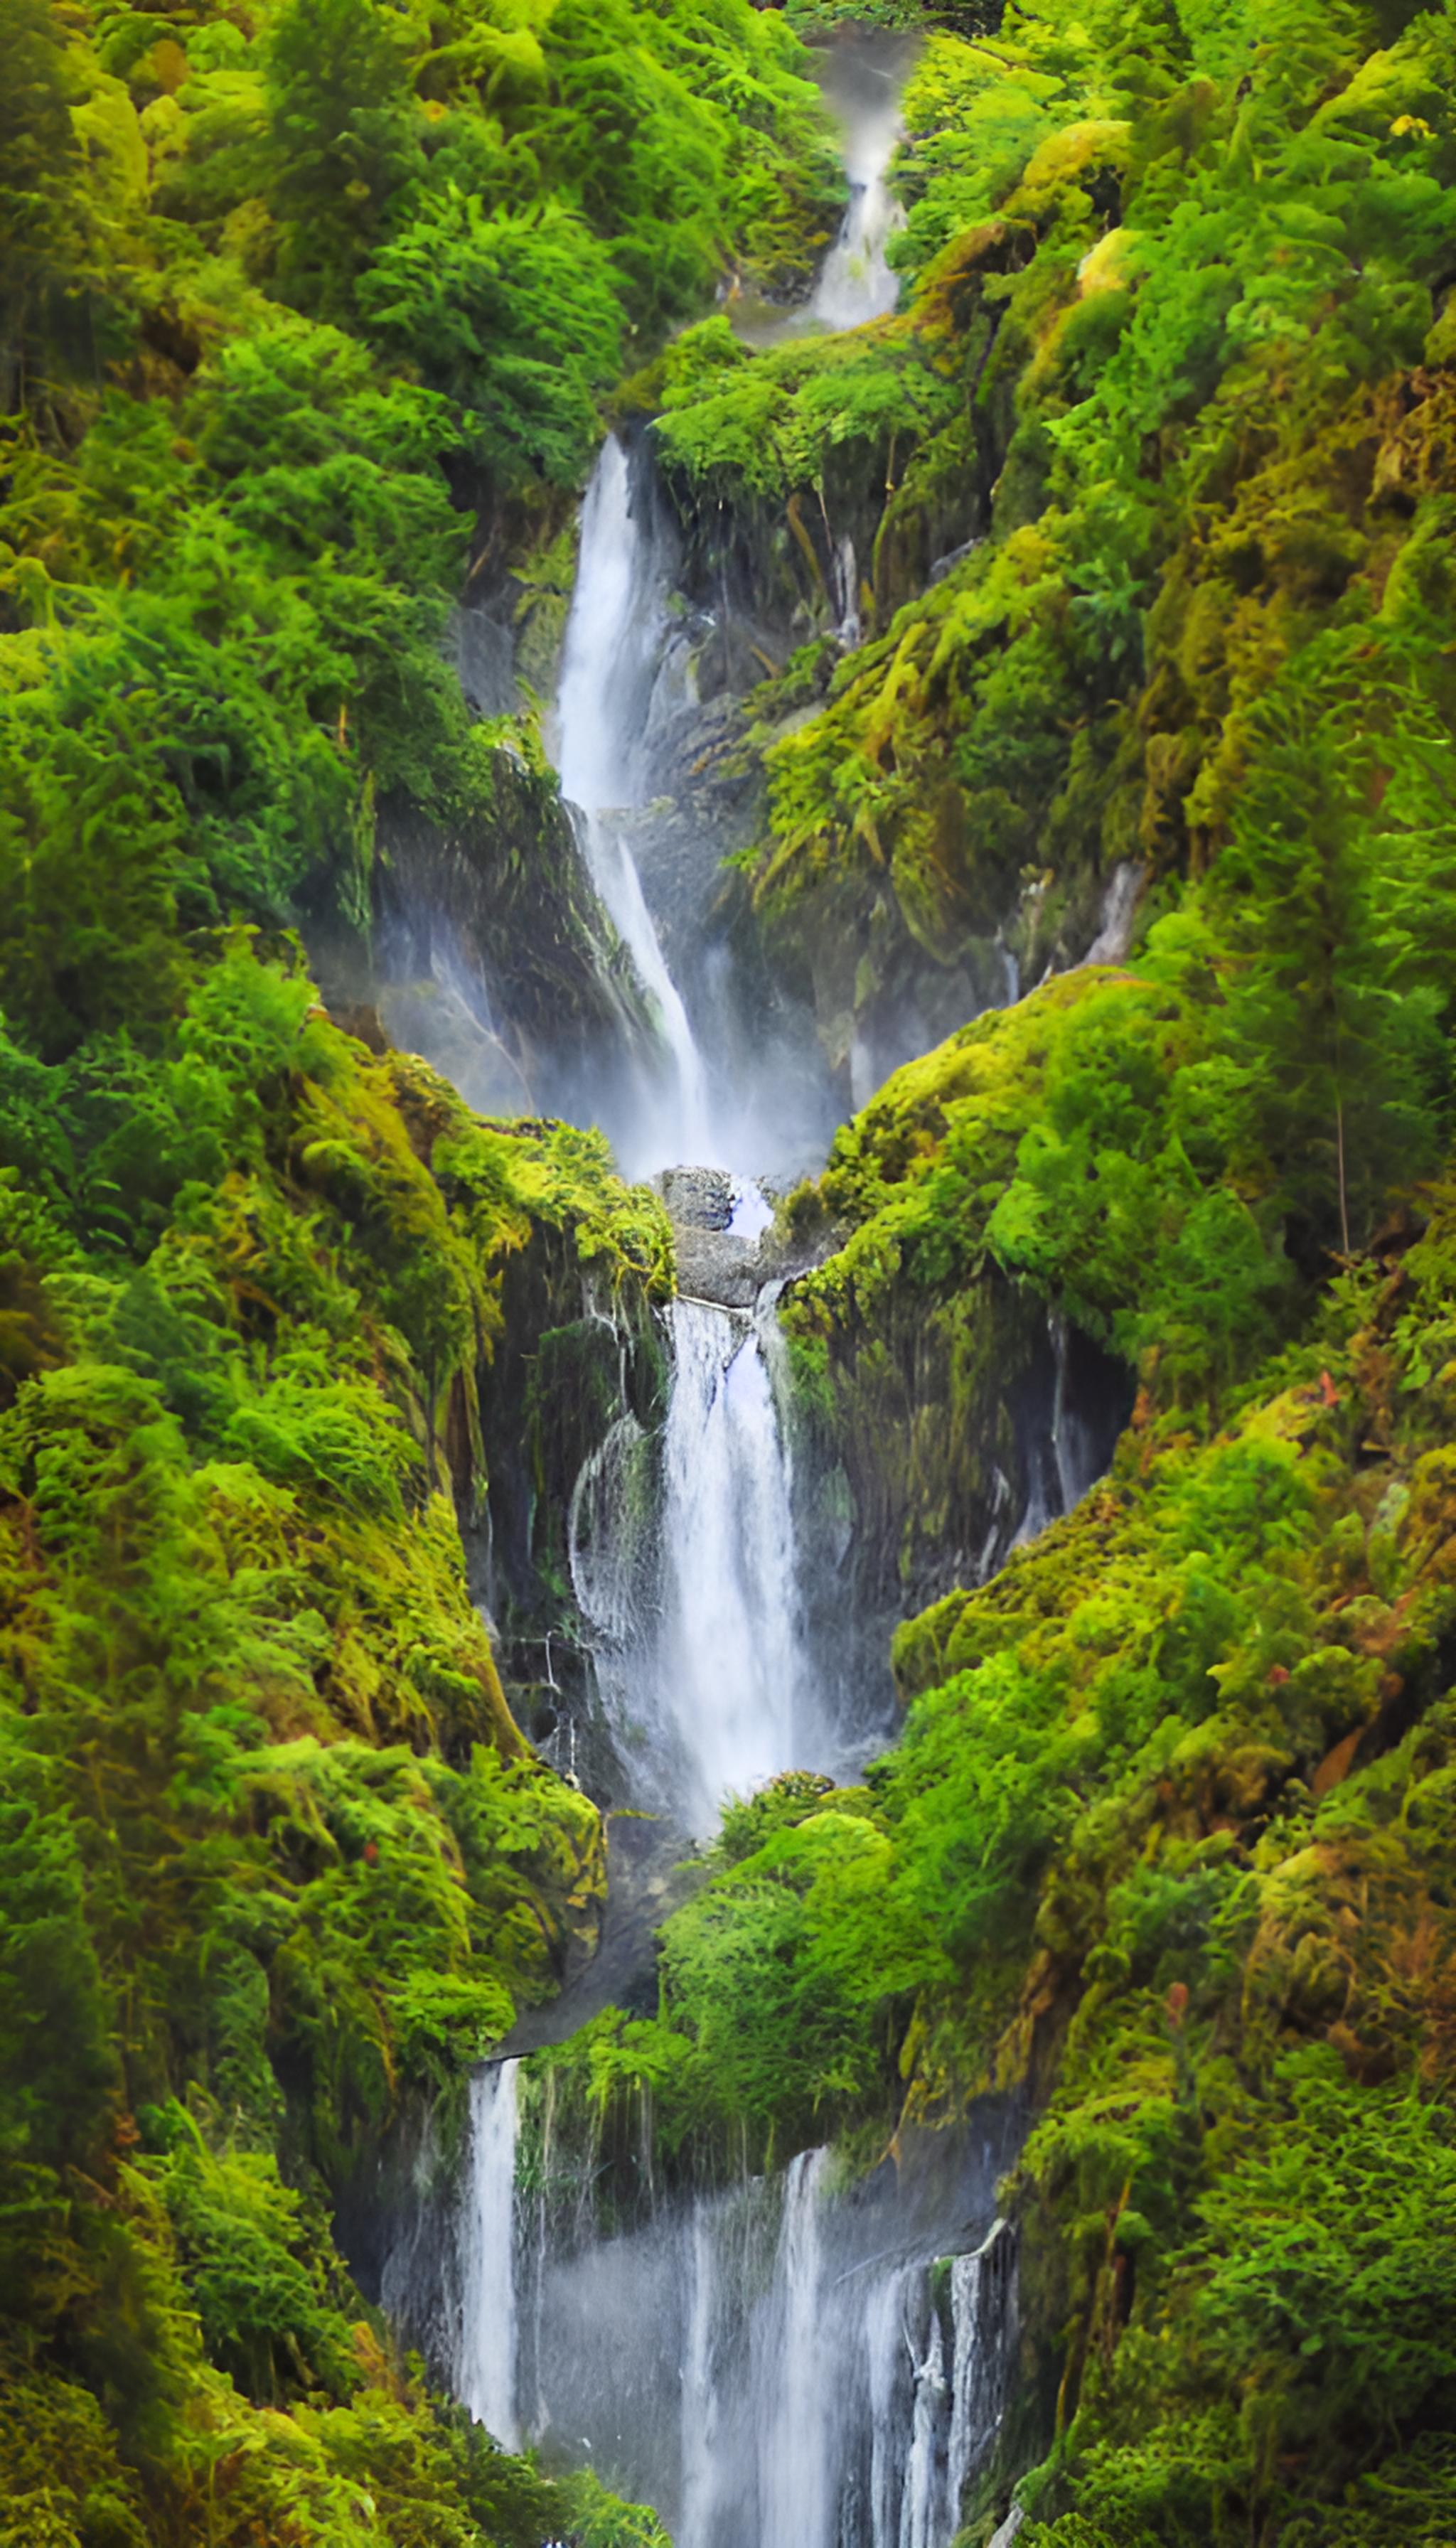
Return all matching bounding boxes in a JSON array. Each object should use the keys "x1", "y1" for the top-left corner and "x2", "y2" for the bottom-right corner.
[
  {"x1": 568, "y1": 1168, "x2": 1456, "y2": 2537},
  {"x1": 0, "y1": 925, "x2": 677, "y2": 2532}
]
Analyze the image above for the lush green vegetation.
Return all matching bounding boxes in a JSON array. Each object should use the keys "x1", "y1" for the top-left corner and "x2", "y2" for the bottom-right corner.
[
  {"x1": 651, "y1": 0, "x2": 1456, "y2": 1091},
  {"x1": 542, "y1": 1151, "x2": 1456, "y2": 2542},
  {"x1": 519, "y1": 2, "x2": 1456, "y2": 2542},
  {"x1": 0, "y1": 931, "x2": 676, "y2": 2538},
  {"x1": 1, "y1": 0, "x2": 837, "y2": 987},
  {"x1": 0, "y1": 0, "x2": 756, "y2": 2527},
  {"x1": 10, "y1": 0, "x2": 1456, "y2": 2539}
]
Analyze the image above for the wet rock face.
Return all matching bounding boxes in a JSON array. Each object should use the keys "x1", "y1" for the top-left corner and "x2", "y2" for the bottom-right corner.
[
  {"x1": 495, "y1": 1811, "x2": 702, "y2": 2060},
  {"x1": 788, "y1": 1263, "x2": 1133, "y2": 1661},
  {"x1": 448, "y1": 599, "x2": 517, "y2": 719},
  {"x1": 655, "y1": 1164, "x2": 777, "y2": 1307},
  {"x1": 471, "y1": 1221, "x2": 670, "y2": 1807},
  {"x1": 363, "y1": 761, "x2": 661, "y2": 1127}
]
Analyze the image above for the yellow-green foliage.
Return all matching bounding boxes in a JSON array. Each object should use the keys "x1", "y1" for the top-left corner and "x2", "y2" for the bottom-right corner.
[
  {"x1": 0, "y1": 0, "x2": 838, "y2": 994},
  {"x1": 650, "y1": 306, "x2": 963, "y2": 504},
  {"x1": 1, "y1": 0, "x2": 707, "y2": 2520},
  {"x1": 651, "y1": 0, "x2": 1456, "y2": 1090},
  {"x1": 0, "y1": 2259, "x2": 620, "y2": 2547},
  {"x1": 784, "y1": 562, "x2": 1456, "y2": 1406},
  {"x1": 0, "y1": 931, "x2": 671, "y2": 2538},
  {"x1": 9, "y1": 0, "x2": 1456, "y2": 2539},
  {"x1": 579, "y1": 1179, "x2": 1456, "y2": 2541}
]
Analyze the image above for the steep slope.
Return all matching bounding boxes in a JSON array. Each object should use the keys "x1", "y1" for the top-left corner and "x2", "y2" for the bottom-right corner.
[
  {"x1": 0, "y1": 940, "x2": 678, "y2": 2541},
  {"x1": 0, "y1": 0, "x2": 805, "y2": 2530},
  {"x1": 647, "y1": 0, "x2": 1456, "y2": 1113}
]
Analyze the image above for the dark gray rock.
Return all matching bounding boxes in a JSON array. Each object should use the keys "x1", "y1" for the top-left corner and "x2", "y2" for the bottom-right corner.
[{"x1": 655, "y1": 1165, "x2": 734, "y2": 1229}]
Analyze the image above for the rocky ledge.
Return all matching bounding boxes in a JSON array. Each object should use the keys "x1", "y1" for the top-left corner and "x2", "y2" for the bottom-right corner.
[{"x1": 655, "y1": 1164, "x2": 774, "y2": 1308}]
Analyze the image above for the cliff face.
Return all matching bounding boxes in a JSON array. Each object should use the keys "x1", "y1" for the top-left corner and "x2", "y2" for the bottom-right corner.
[{"x1": 368, "y1": 756, "x2": 662, "y2": 1128}]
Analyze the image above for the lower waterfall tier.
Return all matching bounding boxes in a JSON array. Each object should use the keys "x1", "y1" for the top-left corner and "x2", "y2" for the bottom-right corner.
[{"x1": 444, "y1": 2065, "x2": 1022, "y2": 2548}]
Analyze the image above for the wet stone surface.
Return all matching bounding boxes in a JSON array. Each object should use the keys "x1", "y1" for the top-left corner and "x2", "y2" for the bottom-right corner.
[{"x1": 655, "y1": 1163, "x2": 773, "y2": 1307}]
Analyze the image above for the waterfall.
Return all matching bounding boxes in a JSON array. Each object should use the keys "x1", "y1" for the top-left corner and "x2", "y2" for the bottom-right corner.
[
  {"x1": 833, "y1": 530, "x2": 862, "y2": 648},
  {"x1": 450, "y1": 2084, "x2": 1020, "y2": 2548},
  {"x1": 570, "y1": 1292, "x2": 825, "y2": 1836},
  {"x1": 455, "y1": 2062, "x2": 521, "y2": 2449},
  {"x1": 1050, "y1": 1312, "x2": 1099, "y2": 1519},
  {"x1": 948, "y1": 2221, "x2": 1018, "y2": 2517},
  {"x1": 659, "y1": 1298, "x2": 821, "y2": 1831},
  {"x1": 558, "y1": 434, "x2": 712, "y2": 1172},
  {"x1": 421, "y1": 45, "x2": 1038, "y2": 2541},
  {"x1": 681, "y1": 2206, "x2": 724, "y2": 2548},
  {"x1": 867, "y1": 2268, "x2": 915, "y2": 2548},
  {"x1": 811, "y1": 62, "x2": 907, "y2": 331},
  {"x1": 761, "y1": 2148, "x2": 833, "y2": 2548},
  {"x1": 1080, "y1": 860, "x2": 1142, "y2": 966},
  {"x1": 901, "y1": 2308, "x2": 949, "y2": 2548}
]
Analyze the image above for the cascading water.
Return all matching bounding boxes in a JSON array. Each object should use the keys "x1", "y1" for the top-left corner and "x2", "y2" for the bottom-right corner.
[
  {"x1": 569, "y1": 1291, "x2": 828, "y2": 1836},
  {"x1": 448, "y1": 2096, "x2": 1020, "y2": 2548},
  {"x1": 761, "y1": 2148, "x2": 833, "y2": 2548},
  {"x1": 557, "y1": 435, "x2": 712, "y2": 1174},
  {"x1": 732, "y1": 33, "x2": 913, "y2": 350},
  {"x1": 810, "y1": 60, "x2": 908, "y2": 331},
  {"x1": 454, "y1": 2062, "x2": 521, "y2": 2451},
  {"x1": 424, "y1": 46, "x2": 1040, "y2": 2543},
  {"x1": 658, "y1": 1298, "x2": 823, "y2": 1827}
]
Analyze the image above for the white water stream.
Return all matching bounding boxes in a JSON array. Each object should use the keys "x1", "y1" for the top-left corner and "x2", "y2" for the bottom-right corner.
[
  {"x1": 455, "y1": 2062, "x2": 521, "y2": 2450},
  {"x1": 450, "y1": 2077, "x2": 1019, "y2": 2548},
  {"x1": 810, "y1": 63, "x2": 908, "y2": 331},
  {"x1": 437, "y1": 46, "x2": 1032, "y2": 2545},
  {"x1": 570, "y1": 1292, "x2": 828, "y2": 1838},
  {"x1": 557, "y1": 434, "x2": 712, "y2": 1176}
]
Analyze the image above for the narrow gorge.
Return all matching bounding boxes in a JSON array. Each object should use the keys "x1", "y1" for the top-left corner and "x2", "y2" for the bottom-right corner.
[
  {"x1": 6, "y1": 2, "x2": 1456, "y2": 2546},
  {"x1": 374, "y1": 115, "x2": 1075, "y2": 2510}
]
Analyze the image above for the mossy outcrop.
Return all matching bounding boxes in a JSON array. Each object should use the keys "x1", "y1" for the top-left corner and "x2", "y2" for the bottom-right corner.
[
  {"x1": 0, "y1": 929, "x2": 674, "y2": 2539},
  {"x1": 366, "y1": 744, "x2": 662, "y2": 1124},
  {"x1": 630, "y1": 7, "x2": 1456, "y2": 1113},
  {"x1": 774, "y1": 976, "x2": 1133, "y2": 1628}
]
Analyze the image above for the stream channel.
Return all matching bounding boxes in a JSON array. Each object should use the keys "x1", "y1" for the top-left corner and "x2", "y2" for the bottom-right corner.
[{"x1": 381, "y1": 39, "x2": 1084, "y2": 2546}]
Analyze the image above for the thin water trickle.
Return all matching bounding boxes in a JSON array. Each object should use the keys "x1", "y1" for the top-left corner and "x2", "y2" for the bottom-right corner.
[
  {"x1": 1080, "y1": 860, "x2": 1142, "y2": 967},
  {"x1": 901, "y1": 2308, "x2": 949, "y2": 2548},
  {"x1": 681, "y1": 2207, "x2": 722, "y2": 2548},
  {"x1": 867, "y1": 2268, "x2": 914, "y2": 2548}
]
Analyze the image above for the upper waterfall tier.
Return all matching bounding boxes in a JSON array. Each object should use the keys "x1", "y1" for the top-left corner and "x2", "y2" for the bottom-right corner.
[
  {"x1": 557, "y1": 434, "x2": 712, "y2": 1175},
  {"x1": 809, "y1": 36, "x2": 911, "y2": 330}
]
